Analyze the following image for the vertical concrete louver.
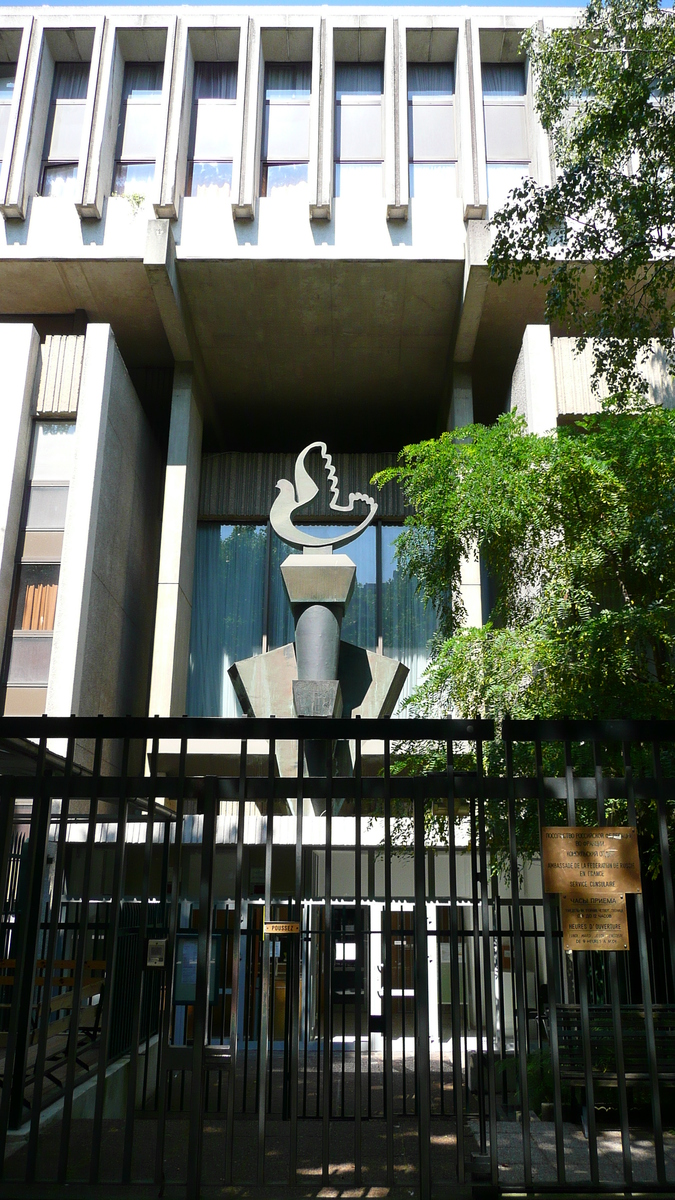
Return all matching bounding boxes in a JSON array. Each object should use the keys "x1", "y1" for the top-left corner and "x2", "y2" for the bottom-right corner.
[{"x1": 36, "y1": 334, "x2": 85, "y2": 416}]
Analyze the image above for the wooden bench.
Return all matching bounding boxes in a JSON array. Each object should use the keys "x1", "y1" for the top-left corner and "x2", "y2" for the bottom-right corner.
[{"x1": 555, "y1": 1003, "x2": 675, "y2": 1085}]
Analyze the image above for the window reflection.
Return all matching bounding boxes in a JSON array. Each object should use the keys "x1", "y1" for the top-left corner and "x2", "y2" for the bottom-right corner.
[{"x1": 187, "y1": 521, "x2": 436, "y2": 718}]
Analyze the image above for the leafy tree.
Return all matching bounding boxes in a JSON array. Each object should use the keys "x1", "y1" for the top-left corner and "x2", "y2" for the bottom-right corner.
[
  {"x1": 374, "y1": 409, "x2": 675, "y2": 872},
  {"x1": 489, "y1": 0, "x2": 675, "y2": 403}
]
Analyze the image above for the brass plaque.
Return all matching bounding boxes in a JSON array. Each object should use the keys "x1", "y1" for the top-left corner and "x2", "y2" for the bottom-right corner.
[
  {"x1": 542, "y1": 826, "x2": 641, "y2": 895},
  {"x1": 264, "y1": 921, "x2": 300, "y2": 935},
  {"x1": 561, "y1": 892, "x2": 629, "y2": 951}
]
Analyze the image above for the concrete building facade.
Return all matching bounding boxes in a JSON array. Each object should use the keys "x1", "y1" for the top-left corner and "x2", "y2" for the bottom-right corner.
[{"x1": 0, "y1": 2, "x2": 669, "y2": 736}]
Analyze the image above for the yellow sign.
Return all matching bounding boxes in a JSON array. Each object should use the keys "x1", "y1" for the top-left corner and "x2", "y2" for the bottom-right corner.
[
  {"x1": 561, "y1": 892, "x2": 629, "y2": 951},
  {"x1": 264, "y1": 921, "x2": 300, "y2": 935},
  {"x1": 542, "y1": 827, "x2": 641, "y2": 895}
]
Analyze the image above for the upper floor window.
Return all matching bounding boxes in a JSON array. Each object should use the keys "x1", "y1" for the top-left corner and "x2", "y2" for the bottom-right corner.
[
  {"x1": 482, "y1": 61, "x2": 529, "y2": 216},
  {"x1": 0, "y1": 63, "x2": 15, "y2": 168},
  {"x1": 260, "y1": 63, "x2": 311, "y2": 196},
  {"x1": 40, "y1": 62, "x2": 89, "y2": 198},
  {"x1": 112, "y1": 61, "x2": 163, "y2": 197},
  {"x1": 187, "y1": 61, "x2": 237, "y2": 198},
  {"x1": 334, "y1": 63, "x2": 384, "y2": 199},
  {"x1": 407, "y1": 62, "x2": 455, "y2": 202}
]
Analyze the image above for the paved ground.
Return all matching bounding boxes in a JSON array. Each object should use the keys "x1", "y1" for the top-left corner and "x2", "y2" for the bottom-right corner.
[{"x1": 470, "y1": 1114, "x2": 675, "y2": 1185}]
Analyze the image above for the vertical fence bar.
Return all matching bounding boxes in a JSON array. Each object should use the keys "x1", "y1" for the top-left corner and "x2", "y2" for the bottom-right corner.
[
  {"x1": 594, "y1": 741, "x2": 632, "y2": 1186},
  {"x1": 122, "y1": 730, "x2": 158, "y2": 1184},
  {"x1": 413, "y1": 778, "x2": 432, "y2": 1200},
  {"x1": 534, "y1": 735, "x2": 565, "y2": 1183},
  {"x1": 446, "y1": 737, "x2": 464, "y2": 1182},
  {"x1": 57, "y1": 728, "x2": 103, "y2": 1182},
  {"x1": 624, "y1": 739, "x2": 666, "y2": 1184},
  {"x1": 0, "y1": 724, "x2": 49, "y2": 1150},
  {"x1": 226, "y1": 738, "x2": 248, "y2": 1185},
  {"x1": 289, "y1": 736, "x2": 303, "y2": 1183},
  {"x1": 382, "y1": 735, "x2": 395, "y2": 1186},
  {"x1": 354, "y1": 729, "x2": 362, "y2": 1185},
  {"x1": 257, "y1": 732, "x2": 275, "y2": 1184},
  {"x1": 476, "y1": 733, "x2": 498, "y2": 1184},
  {"x1": 155, "y1": 734, "x2": 187, "y2": 1185},
  {"x1": 322, "y1": 736, "x2": 333, "y2": 1185},
  {"x1": 503, "y1": 723, "x2": 532, "y2": 1185},
  {"x1": 653, "y1": 741, "x2": 675, "y2": 994},
  {"x1": 563, "y1": 738, "x2": 599, "y2": 1185},
  {"x1": 186, "y1": 777, "x2": 216, "y2": 1200},
  {"x1": 26, "y1": 732, "x2": 75, "y2": 1181}
]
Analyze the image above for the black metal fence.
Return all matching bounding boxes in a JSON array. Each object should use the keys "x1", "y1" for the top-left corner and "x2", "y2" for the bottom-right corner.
[{"x1": 0, "y1": 715, "x2": 673, "y2": 1197}]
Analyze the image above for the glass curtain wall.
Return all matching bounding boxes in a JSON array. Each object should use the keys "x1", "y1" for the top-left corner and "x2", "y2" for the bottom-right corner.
[
  {"x1": 0, "y1": 64, "x2": 16, "y2": 170},
  {"x1": 334, "y1": 63, "x2": 384, "y2": 199},
  {"x1": 40, "y1": 62, "x2": 90, "y2": 197},
  {"x1": 260, "y1": 63, "x2": 311, "y2": 195},
  {"x1": 187, "y1": 521, "x2": 436, "y2": 718},
  {"x1": 482, "y1": 62, "x2": 530, "y2": 217},
  {"x1": 407, "y1": 63, "x2": 456, "y2": 203},
  {"x1": 187, "y1": 61, "x2": 237, "y2": 197},
  {"x1": 113, "y1": 62, "x2": 164, "y2": 196}
]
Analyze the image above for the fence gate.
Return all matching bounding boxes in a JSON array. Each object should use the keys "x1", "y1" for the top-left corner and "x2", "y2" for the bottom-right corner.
[{"x1": 0, "y1": 715, "x2": 674, "y2": 1197}]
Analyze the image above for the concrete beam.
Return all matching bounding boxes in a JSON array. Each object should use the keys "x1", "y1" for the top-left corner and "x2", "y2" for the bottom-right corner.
[
  {"x1": 148, "y1": 369, "x2": 203, "y2": 717},
  {"x1": 453, "y1": 219, "x2": 491, "y2": 364},
  {"x1": 143, "y1": 218, "x2": 223, "y2": 441}
]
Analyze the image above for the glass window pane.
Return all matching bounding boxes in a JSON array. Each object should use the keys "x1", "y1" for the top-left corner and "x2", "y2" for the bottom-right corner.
[
  {"x1": 47, "y1": 101, "x2": 85, "y2": 161},
  {"x1": 122, "y1": 62, "x2": 163, "y2": 100},
  {"x1": 265, "y1": 162, "x2": 308, "y2": 193},
  {"x1": 120, "y1": 100, "x2": 161, "y2": 161},
  {"x1": 484, "y1": 103, "x2": 528, "y2": 161},
  {"x1": 335, "y1": 102, "x2": 382, "y2": 161},
  {"x1": 189, "y1": 160, "x2": 232, "y2": 197},
  {"x1": 26, "y1": 485, "x2": 69, "y2": 530},
  {"x1": 30, "y1": 422, "x2": 76, "y2": 482},
  {"x1": 7, "y1": 633, "x2": 53, "y2": 686},
  {"x1": 0, "y1": 64, "x2": 15, "y2": 100},
  {"x1": 487, "y1": 162, "x2": 529, "y2": 216},
  {"x1": 193, "y1": 99, "x2": 236, "y2": 160},
  {"x1": 194, "y1": 61, "x2": 237, "y2": 100},
  {"x1": 52, "y1": 61, "x2": 89, "y2": 101},
  {"x1": 0, "y1": 103, "x2": 9, "y2": 159},
  {"x1": 269, "y1": 525, "x2": 377, "y2": 652},
  {"x1": 381, "y1": 526, "x2": 436, "y2": 713},
  {"x1": 265, "y1": 63, "x2": 311, "y2": 99},
  {"x1": 335, "y1": 162, "x2": 383, "y2": 198},
  {"x1": 112, "y1": 161, "x2": 155, "y2": 196},
  {"x1": 409, "y1": 162, "x2": 456, "y2": 202},
  {"x1": 187, "y1": 524, "x2": 266, "y2": 717},
  {"x1": 335, "y1": 63, "x2": 383, "y2": 99},
  {"x1": 264, "y1": 102, "x2": 310, "y2": 161},
  {"x1": 408, "y1": 101, "x2": 455, "y2": 162},
  {"x1": 481, "y1": 62, "x2": 526, "y2": 96},
  {"x1": 14, "y1": 564, "x2": 60, "y2": 632},
  {"x1": 407, "y1": 63, "x2": 454, "y2": 97}
]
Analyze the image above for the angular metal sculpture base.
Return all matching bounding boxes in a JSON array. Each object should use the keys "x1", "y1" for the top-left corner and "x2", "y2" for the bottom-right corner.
[{"x1": 292, "y1": 679, "x2": 343, "y2": 717}]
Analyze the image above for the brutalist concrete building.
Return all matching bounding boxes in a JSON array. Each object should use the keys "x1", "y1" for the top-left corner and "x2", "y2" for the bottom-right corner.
[{"x1": 0, "y1": 2, "x2": 669, "y2": 736}]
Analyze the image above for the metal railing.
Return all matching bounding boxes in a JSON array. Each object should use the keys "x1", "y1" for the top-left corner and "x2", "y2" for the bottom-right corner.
[{"x1": 0, "y1": 715, "x2": 672, "y2": 1197}]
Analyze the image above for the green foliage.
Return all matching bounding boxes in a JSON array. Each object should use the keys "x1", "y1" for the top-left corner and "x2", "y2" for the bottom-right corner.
[
  {"x1": 488, "y1": 0, "x2": 675, "y2": 403},
  {"x1": 374, "y1": 409, "x2": 675, "y2": 874}
]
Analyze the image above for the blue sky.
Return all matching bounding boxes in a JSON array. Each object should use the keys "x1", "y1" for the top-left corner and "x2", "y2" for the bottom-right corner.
[{"x1": 0, "y1": 0, "x2": 585, "y2": 6}]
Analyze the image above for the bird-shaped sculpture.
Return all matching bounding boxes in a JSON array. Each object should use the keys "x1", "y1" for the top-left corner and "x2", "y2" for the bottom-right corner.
[{"x1": 270, "y1": 441, "x2": 378, "y2": 550}]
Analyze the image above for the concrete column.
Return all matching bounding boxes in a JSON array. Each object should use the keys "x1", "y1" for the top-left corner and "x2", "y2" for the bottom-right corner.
[
  {"x1": 0, "y1": 325, "x2": 40, "y2": 643},
  {"x1": 309, "y1": 16, "x2": 332, "y2": 221},
  {"x1": 148, "y1": 368, "x2": 203, "y2": 716},
  {"x1": 448, "y1": 365, "x2": 473, "y2": 431},
  {"x1": 385, "y1": 16, "x2": 408, "y2": 221},
  {"x1": 232, "y1": 17, "x2": 261, "y2": 222},
  {"x1": 508, "y1": 324, "x2": 557, "y2": 435}
]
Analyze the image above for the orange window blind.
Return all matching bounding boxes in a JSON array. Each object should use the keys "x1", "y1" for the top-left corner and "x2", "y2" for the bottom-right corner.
[{"x1": 21, "y1": 583, "x2": 58, "y2": 631}]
